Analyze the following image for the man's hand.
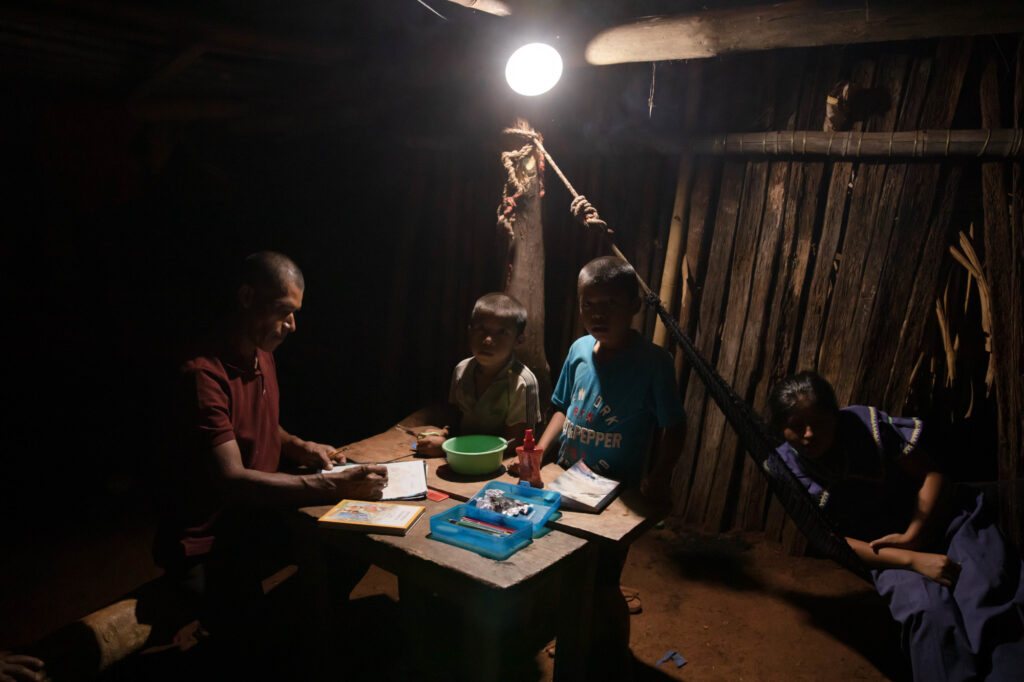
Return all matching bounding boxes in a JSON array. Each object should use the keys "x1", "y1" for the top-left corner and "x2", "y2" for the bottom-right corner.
[
  {"x1": 296, "y1": 440, "x2": 342, "y2": 469},
  {"x1": 0, "y1": 652, "x2": 45, "y2": 682},
  {"x1": 909, "y1": 552, "x2": 962, "y2": 588},
  {"x1": 323, "y1": 465, "x2": 388, "y2": 501}
]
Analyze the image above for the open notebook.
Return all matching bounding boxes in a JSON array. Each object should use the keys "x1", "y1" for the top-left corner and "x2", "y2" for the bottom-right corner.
[
  {"x1": 321, "y1": 460, "x2": 428, "y2": 501},
  {"x1": 547, "y1": 460, "x2": 621, "y2": 513}
]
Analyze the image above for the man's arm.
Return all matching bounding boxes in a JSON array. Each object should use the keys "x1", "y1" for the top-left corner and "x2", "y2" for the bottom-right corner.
[
  {"x1": 211, "y1": 439, "x2": 387, "y2": 507},
  {"x1": 279, "y1": 426, "x2": 340, "y2": 469}
]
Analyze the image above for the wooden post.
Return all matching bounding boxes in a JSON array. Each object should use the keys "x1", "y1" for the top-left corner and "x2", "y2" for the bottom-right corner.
[{"x1": 500, "y1": 121, "x2": 552, "y2": 400}]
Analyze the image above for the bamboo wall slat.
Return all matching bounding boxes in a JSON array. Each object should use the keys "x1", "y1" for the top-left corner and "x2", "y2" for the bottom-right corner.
[
  {"x1": 847, "y1": 51, "x2": 935, "y2": 404},
  {"x1": 678, "y1": 161, "x2": 746, "y2": 521},
  {"x1": 699, "y1": 159, "x2": 771, "y2": 532},
  {"x1": 757, "y1": 49, "x2": 841, "y2": 540},
  {"x1": 868, "y1": 38, "x2": 972, "y2": 409},
  {"x1": 730, "y1": 160, "x2": 791, "y2": 531}
]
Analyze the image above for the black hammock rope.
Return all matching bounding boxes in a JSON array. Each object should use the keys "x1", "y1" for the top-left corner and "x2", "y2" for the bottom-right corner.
[
  {"x1": 502, "y1": 126, "x2": 872, "y2": 582},
  {"x1": 647, "y1": 293, "x2": 871, "y2": 582}
]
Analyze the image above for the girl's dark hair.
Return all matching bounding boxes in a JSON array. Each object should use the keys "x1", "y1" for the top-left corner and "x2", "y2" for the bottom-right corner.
[{"x1": 768, "y1": 371, "x2": 840, "y2": 432}]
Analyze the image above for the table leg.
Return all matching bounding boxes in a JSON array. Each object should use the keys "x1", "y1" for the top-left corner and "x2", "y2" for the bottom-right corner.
[
  {"x1": 458, "y1": 590, "x2": 506, "y2": 680},
  {"x1": 397, "y1": 578, "x2": 436, "y2": 678},
  {"x1": 553, "y1": 543, "x2": 597, "y2": 681}
]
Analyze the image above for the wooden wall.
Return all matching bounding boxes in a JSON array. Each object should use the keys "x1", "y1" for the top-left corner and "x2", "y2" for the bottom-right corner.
[{"x1": 660, "y1": 37, "x2": 1023, "y2": 550}]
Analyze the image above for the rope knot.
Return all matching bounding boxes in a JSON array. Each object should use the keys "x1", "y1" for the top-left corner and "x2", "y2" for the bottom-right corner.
[{"x1": 570, "y1": 194, "x2": 612, "y2": 235}]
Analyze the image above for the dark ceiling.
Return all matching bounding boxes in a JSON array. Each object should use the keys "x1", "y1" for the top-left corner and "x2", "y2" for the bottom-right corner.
[{"x1": 0, "y1": 1, "x2": 714, "y2": 131}]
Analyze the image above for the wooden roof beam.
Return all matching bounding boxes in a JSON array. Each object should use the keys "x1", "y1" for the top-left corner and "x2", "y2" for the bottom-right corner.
[
  {"x1": 446, "y1": 0, "x2": 512, "y2": 17},
  {"x1": 586, "y1": 0, "x2": 1024, "y2": 65}
]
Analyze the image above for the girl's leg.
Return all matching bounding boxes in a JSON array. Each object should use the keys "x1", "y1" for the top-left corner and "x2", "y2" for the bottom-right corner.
[
  {"x1": 945, "y1": 491, "x2": 1024, "y2": 680},
  {"x1": 874, "y1": 567, "x2": 978, "y2": 682}
]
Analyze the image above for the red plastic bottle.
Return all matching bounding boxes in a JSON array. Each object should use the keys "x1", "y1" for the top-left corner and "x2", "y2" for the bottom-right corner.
[{"x1": 517, "y1": 429, "x2": 543, "y2": 488}]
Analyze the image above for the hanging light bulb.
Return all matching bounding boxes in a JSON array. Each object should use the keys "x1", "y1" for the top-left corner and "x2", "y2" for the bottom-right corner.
[{"x1": 505, "y1": 43, "x2": 563, "y2": 96}]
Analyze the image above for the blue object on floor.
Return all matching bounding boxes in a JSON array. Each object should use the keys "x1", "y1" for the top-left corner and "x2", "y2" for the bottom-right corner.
[{"x1": 655, "y1": 650, "x2": 687, "y2": 668}]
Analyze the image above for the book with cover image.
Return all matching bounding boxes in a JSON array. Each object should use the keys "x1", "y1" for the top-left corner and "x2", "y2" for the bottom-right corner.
[
  {"x1": 323, "y1": 460, "x2": 428, "y2": 501},
  {"x1": 547, "y1": 460, "x2": 622, "y2": 513},
  {"x1": 318, "y1": 500, "x2": 425, "y2": 535}
]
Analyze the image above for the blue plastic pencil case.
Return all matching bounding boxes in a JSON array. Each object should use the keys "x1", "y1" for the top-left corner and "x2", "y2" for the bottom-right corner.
[
  {"x1": 468, "y1": 481, "x2": 562, "y2": 538},
  {"x1": 429, "y1": 503, "x2": 533, "y2": 560}
]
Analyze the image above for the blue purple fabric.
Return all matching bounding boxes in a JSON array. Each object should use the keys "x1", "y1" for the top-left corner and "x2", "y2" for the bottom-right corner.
[{"x1": 777, "y1": 406, "x2": 1024, "y2": 681}]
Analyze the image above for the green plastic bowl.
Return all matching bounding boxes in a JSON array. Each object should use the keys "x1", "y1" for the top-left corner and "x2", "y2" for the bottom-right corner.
[{"x1": 442, "y1": 435, "x2": 508, "y2": 475}]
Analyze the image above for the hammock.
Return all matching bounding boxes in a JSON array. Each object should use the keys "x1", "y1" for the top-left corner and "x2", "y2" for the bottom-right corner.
[{"x1": 503, "y1": 126, "x2": 872, "y2": 582}]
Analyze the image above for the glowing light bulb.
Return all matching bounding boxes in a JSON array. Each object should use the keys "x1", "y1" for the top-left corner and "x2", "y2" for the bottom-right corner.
[{"x1": 505, "y1": 43, "x2": 563, "y2": 96}]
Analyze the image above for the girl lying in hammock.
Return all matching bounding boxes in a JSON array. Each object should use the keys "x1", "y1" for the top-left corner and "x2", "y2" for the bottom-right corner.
[{"x1": 769, "y1": 371, "x2": 1024, "y2": 682}]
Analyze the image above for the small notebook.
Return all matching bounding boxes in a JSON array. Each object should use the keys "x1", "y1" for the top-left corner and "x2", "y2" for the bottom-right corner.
[
  {"x1": 547, "y1": 460, "x2": 621, "y2": 513},
  {"x1": 317, "y1": 500, "x2": 425, "y2": 535}
]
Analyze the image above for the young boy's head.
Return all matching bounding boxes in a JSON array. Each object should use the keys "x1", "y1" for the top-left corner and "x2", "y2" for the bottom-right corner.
[
  {"x1": 468, "y1": 293, "x2": 527, "y2": 370},
  {"x1": 577, "y1": 256, "x2": 641, "y2": 347}
]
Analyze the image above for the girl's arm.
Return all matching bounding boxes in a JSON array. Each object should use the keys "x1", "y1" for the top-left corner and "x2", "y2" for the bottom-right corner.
[
  {"x1": 870, "y1": 448, "x2": 950, "y2": 552},
  {"x1": 846, "y1": 537, "x2": 961, "y2": 587}
]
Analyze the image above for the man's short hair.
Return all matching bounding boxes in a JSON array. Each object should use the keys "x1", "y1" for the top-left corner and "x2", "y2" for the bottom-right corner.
[
  {"x1": 471, "y1": 292, "x2": 528, "y2": 335},
  {"x1": 577, "y1": 256, "x2": 639, "y2": 300},
  {"x1": 241, "y1": 251, "x2": 304, "y2": 297}
]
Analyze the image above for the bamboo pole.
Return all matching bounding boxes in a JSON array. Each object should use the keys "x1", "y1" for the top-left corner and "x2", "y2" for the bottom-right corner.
[
  {"x1": 653, "y1": 158, "x2": 692, "y2": 348},
  {"x1": 654, "y1": 68, "x2": 703, "y2": 348}
]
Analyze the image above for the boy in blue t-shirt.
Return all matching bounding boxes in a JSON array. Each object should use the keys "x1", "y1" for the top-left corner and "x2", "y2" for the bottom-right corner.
[
  {"x1": 537, "y1": 256, "x2": 686, "y2": 498},
  {"x1": 536, "y1": 255, "x2": 687, "y2": 671}
]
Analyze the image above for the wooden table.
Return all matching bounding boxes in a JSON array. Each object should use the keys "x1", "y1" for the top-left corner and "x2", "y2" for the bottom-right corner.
[
  {"x1": 299, "y1": 496, "x2": 593, "y2": 680},
  {"x1": 305, "y1": 417, "x2": 658, "y2": 678},
  {"x1": 332, "y1": 419, "x2": 659, "y2": 547}
]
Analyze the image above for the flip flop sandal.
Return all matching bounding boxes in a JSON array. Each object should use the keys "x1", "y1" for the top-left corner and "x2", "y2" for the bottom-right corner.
[{"x1": 620, "y1": 585, "x2": 642, "y2": 614}]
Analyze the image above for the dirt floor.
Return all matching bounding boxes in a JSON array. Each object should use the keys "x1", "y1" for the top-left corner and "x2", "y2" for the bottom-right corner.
[{"x1": 1, "y1": 492, "x2": 910, "y2": 681}]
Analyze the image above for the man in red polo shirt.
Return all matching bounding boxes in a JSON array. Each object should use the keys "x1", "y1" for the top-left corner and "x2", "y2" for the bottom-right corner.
[{"x1": 156, "y1": 251, "x2": 386, "y2": 656}]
